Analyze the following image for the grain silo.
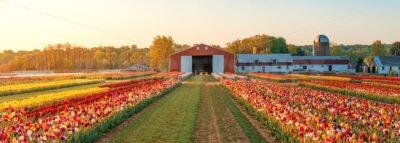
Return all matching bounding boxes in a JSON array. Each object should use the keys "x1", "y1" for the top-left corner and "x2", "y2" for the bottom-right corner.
[{"x1": 313, "y1": 35, "x2": 330, "y2": 56}]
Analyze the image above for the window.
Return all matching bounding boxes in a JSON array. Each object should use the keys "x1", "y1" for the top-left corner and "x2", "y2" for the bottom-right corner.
[
  {"x1": 303, "y1": 66, "x2": 307, "y2": 70},
  {"x1": 277, "y1": 66, "x2": 281, "y2": 69},
  {"x1": 272, "y1": 59, "x2": 277, "y2": 65},
  {"x1": 196, "y1": 46, "x2": 200, "y2": 50},
  {"x1": 390, "y1": 66, "x2": 392, "y2": 71},
  {"x1": 255, "y1": 60, "x2": 259, "y2": 65},
  {"x1": 252, "y1": 66, "x2": 255, "y2": 70},
  {"x1": 205, "y1": 46, "x2": 208, "y2": 50},
  {"x1": 262, "y1": 66, "x2": 265, "y2": 72},
  {"x1": 382, "y1": 66, "x2": 385, "y2": 70},
  {"x1": 241, "y1": 66, "x2": 245, "y2": 71},
  {"x1": 287, "y1": 66, "x2": 289, "y2": 70}
]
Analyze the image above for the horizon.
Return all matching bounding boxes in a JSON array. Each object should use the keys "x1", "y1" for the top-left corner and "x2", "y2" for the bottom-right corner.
[{"x1": 1, "y1": 0, "x2": 399, "y2": 51}]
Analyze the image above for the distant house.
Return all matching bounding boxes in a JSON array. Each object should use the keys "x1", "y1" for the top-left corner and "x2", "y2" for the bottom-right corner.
[
  {"x1": 124, "y1": 64, "x2": 151, "y2": 71},
  {"x1": 368, "y1": 56, "x2": 400, "y2": 74},
  {"x1": 236, "y1": 54, "x2": 293, "y2": 73},
  {"x1": 292, "y1": 56, "x2": 350, "y2": 72}
]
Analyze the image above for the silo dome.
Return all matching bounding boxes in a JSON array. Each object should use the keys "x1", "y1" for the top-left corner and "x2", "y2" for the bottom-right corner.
[
  {"x1": 313, "y1": 34, "x2": 330, "y2": 56},
  {"x1": 314, "y1": 35, "x2": 329, "y2": 43}
]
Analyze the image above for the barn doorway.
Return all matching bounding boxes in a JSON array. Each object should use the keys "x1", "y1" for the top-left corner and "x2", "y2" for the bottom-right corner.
[{"x1": 192, "y1": 56, "x2": 213, "y2": 75}]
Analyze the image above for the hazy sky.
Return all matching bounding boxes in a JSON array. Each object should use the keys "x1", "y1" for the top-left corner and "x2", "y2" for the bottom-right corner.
[{"x1": 1, "y1": 0, "x2": 399, "y2": 51}]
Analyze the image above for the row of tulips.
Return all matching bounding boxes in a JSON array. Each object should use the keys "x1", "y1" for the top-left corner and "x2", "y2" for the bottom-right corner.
[
  {"x1": 0, "y1": 74, "x2": 86, "y2": 85},
  {"x1": 0, "y1": 78, "x2": 179, "y2": 142},
  {"x1": 151, "y1": 72, "x2": 183, "y2": 78},
  {"x1": 300, "y1": 80, "x2": 400, "y2": 104},
  {"x1": 0, "y1": 87, "x2": 107, "y2": 111},
  {"x1": 99, "y1": 77, "x2": 163, "y2": 88},
  {"x1": 288, "y1": 74, "x2": 352, "y2": 82},
  {"x1": 247, "y1": 73, "x2": 294, "y2": 82},
  {"x1": 345, "y1": 75, "x2": 400, "y2": 82},
  {"x1": 0, "y1": 79, "x2": 103, "y2": 97},
  {"x1": 363, "y1": 80, "x2": 400, "y2": 89},
  {"x1": 221, "y1": 78, "x2": 400, "y2": 142},
  {"x1": 85, "y1": 71, "x2": 155, "y2": 80}
]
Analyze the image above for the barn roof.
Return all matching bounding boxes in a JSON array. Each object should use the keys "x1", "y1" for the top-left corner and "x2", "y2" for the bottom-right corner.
[
  {"x1": 373, "y1": 56, "x2": 400, "y2": 66},
  {"x1": 170, "y1": 44, "x2": 233, "y2": 56},
  {"x1": 236, "y1": 54, "x2": 293, "y2": 63}
]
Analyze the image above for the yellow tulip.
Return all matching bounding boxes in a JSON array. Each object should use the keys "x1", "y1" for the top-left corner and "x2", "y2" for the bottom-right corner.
[{"x1": 0, "y1": 87, "x2": 106, "y2": 110}]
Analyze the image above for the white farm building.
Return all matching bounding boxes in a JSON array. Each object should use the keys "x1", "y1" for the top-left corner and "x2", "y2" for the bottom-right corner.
[
  {"x1": 236, "y1": 54, "x2": 351, "y2": 73},
  {"x1": 368, "y1": 56, "x2": 400, "y2": 75}
]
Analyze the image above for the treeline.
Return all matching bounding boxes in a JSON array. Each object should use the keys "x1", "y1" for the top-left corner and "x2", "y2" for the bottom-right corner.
[
  {"x1": 1, "y1": 34, "x2": 399, "y2": 72},
  {"x1": 0, "y1": 43, "x2": 150, "y2": 72}
]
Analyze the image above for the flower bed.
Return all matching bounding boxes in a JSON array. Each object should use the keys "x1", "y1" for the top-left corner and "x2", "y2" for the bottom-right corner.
[
  {"x1": 0, "y1": 79, "x2": 103, "y2": 96},
  {"x1": 247, "y1": 73, "x2": 294, "y2": 82},
  {"x1": 288, "y1": 74, "x2": 351, "y2": 82},
  {"x1": 345, "y1": 75, "x2": 400, "y2": 81},
  {"x1": 0, "y1": 78, "x2": 179, "y2": 142},
  {"x1": 85, "y1": 72, "x2": 156, "y2": 80},
  {"x1": 0, "y1": 74, "x2": 86, "y2": 85},
  {"x1": 0, "y1": 87, "x2": 107, "y2": 110},
  {"x1": 300, "y1": 80, "x2": 400, "y2": 104},
  {"x1": 363, "y1": 80, "x2": 400, "y2": 89},
  {"x1": 152, "y1": 72, "x2": 183, "y2": 78},
  {"x1": 99, "y1": 77, "x2": 163, "y2": 88},
  {"x1": 221, "y1": 79, "x2": 400, "y2": 142}
]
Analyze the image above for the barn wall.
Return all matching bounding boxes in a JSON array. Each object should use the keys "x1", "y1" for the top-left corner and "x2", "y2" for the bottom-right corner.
[{"x1": 169, "y1": 44, "x2": 235, "y2": 73}]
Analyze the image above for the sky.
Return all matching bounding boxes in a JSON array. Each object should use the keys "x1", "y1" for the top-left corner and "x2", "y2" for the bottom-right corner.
[{"x1": 0, "y1": 0, "x2": 399, "y2": 51}]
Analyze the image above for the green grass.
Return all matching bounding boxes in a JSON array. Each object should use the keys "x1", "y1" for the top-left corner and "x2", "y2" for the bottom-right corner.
[
  {"x1": 195, "y1": 83, "x2": 250, "y2": 142},
  {"x1": 221, "y1": 85, "x2": 298, "y2": 143},
  {"x1": 217, "y1": 85, "x2": 266, "y2": 143},
  {"x1": 68, "y1": 83, "x2": 181, "y2": 143},
  {"x1": 108, "y1": 81, "x2": 201, "y2": 143},
  {"x1": 186, "y1": 75, "x2": 215, "y2": 82}
]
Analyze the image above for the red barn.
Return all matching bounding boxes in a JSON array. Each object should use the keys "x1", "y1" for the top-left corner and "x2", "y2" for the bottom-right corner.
[{"x1": 169, "y1": 44, "x2": 235, "y2": 74}]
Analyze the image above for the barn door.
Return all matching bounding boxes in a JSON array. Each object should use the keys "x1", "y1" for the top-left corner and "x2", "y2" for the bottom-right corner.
[
  {"x1": 181, "y1": 56, "x2": 192, "y2": 73},
  {"x1": 212, "y1": 55, "x2": 224, "y2": 73}
]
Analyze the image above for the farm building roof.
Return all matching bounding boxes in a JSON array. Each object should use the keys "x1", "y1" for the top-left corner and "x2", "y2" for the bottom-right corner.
[
  {"x1": 236, "y1": 54, "x2": 292, "y2": 63},
  {"x1": 292, "y1": 56, "x2": 348, "y2": 60},
  {"x1": 372, "y1": 56, "x2": 400, "y2": 66}
]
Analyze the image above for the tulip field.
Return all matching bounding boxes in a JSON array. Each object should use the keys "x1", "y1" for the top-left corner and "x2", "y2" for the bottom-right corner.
[{"x1": 0, "y1": 72, "x2": 399, "y2": 143}]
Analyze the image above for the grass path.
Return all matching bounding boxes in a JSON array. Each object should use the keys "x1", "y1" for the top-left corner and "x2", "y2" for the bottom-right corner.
[
  {"x1": 195, "y1": 83, "x2": 250, "y2": 143},
  {"x1": 108, "y1": 80, "x2": 201, "y2": 143},
  {"x1": 104, "y1": 75, "x2": 273, "y2": 143}
]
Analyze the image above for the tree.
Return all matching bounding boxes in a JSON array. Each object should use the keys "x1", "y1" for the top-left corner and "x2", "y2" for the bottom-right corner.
[
  {"x1": 331, "y1": 45, "x2": 344, "y2": 56},
  {"x1": 149, "y1": 35, "x2": 175, "y2": 71},
  {"x1": 288, "y1": 44, "x2": 305, "y2": 56},
  {"x1": 295, "y1": 47, "x2": 306, "y2": 56},
  {"x1": 174, "y1": 44, "x2": 190, "y2": 52},
  {"x1": 271, "y1": 37, "x2": 288, "y2": 53},
  {"x1": 226, "y1": 34, "x2": 275, "y2": 54},
  {"x1": 371, "y1": 40, "x2": 386, "y2": 56},
  {"x1": 365, "y1": 40, "x2": 387, "y2": 65},
  {"x1": 288, "y1": 44, "x2": 297, "y2": 55},
  {"x1": 389, "y1": 41, "x2": 400, "y2": 56}
]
